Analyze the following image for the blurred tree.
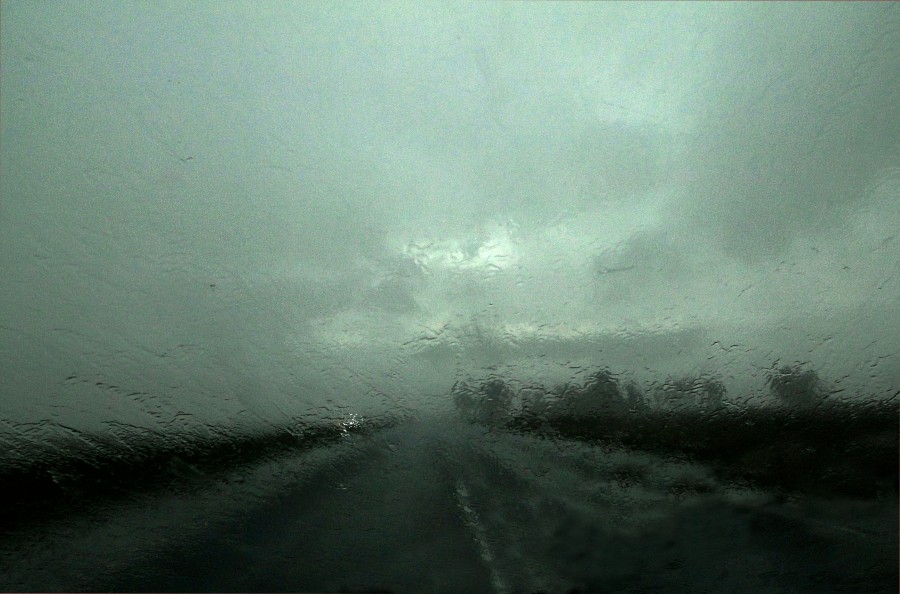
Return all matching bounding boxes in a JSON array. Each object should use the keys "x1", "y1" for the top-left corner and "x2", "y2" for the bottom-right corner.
[
  {"x1": 546, "y1": 382, "x2": 576, "y2": 417},
  {"x1": 766, "y1": 363, "x2": 826, "y2": 407},
  {"x1": 624, "y1": 381, "x2": 649, "y2": 411},
  {"x1": 565, "y1": 369, "x2": 625, "y2": 417},
  {"x1": 478, "y1": 378, "x2": 514, "y2": 424},
  {"x1": 451, "y1": 380, "x2": 477, "y2": 422},
  {"x1": 520, "y1": 384, "x2": 549, "y2": 419},
  {"x1": 451, "y1": 376, "x2": 514, "y2": 425},
  {"x1": 698, "y1": 377, "x2": 726, "y2": 410},
  {"x1": 656, "y1": 377, "x2": 695, "y2": 410},
  {"x1": 656, "y1": 375, "x2": 726, "y2": 411}
]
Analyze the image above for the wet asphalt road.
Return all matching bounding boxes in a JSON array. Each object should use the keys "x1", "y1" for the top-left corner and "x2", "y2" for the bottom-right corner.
[{"x1": 2, "y1": 417, "x2": 897, "y2": 593}]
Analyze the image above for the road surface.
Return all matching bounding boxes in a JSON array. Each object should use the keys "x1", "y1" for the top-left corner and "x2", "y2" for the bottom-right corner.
[{"x1": 2, "y1": 418, "x2": 897, "y2": 593}]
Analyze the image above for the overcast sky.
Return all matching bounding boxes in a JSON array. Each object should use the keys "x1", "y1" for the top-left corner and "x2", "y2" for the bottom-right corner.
[{"x1": 1, "y1": 2, "x2": 898, "y2": 433}]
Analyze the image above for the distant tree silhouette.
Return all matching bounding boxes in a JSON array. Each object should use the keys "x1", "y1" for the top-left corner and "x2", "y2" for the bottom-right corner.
[
  {"x1": 550, "y1": 382, "x2": 578, "y2": 399},
  {"x1": 655, "y1": 377, "x2": 694, "y2": 410},
  {"x1": 520, "y1": 384, "x2": 549, "y2": 419},
  {"x1": 479, "y1": 378, "x2": 514, "y2": 423},
  {"x1": 766, "y1": 363, "x2": 826, "y2": 407},
  {"x1": 451, "y1": 376, "x2": 514, "y2": 424},
  {"x1": 451, "y1": 380, "x2": 478, "y2": 422},
  {"x1": 624, "y1": 381, "x2": 649, "y2": 411},
  {"x1": 698, "y1": 377, "x2": 726, "y2": 410},
  {"x1": 564, "y1": 369, "x2": 625, "y2": 417},
  {"x1": 655, "y1": 375, "x2": 726, "y2": 411}
]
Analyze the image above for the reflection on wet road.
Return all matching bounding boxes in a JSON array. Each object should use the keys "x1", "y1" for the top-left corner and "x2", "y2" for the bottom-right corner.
[{"x1": 2, "y1": 418, "x2": 896, "y2": 593}]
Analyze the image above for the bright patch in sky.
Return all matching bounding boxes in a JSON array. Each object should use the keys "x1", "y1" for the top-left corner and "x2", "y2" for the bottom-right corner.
[{"x1": 400, "y1": 222, "x2": 520, "y2": 275}]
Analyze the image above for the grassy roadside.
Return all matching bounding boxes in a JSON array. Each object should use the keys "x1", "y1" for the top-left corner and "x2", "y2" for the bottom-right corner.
[
  {"x1": 505, "y1": 399, "x2": 899, "y2": 499},
  {"x1": 0, "y1": 416, "x2": 397, "y2": 535}
]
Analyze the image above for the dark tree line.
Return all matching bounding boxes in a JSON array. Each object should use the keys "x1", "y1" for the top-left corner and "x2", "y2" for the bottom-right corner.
[
  {"x1": 450, "y1": 362, "x2": 897, "y2": 499},
  {"x1": 452, "y1": 361, "x2": 832, "y2": 424},
  {"x1": 652, "y1": 376, "x2": 726, "y2": 411}
]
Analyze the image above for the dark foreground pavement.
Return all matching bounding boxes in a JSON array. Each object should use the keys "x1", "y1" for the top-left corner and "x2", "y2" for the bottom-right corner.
[{"x1": 1, "y1": 417, "x2": 897, "y2": 593}]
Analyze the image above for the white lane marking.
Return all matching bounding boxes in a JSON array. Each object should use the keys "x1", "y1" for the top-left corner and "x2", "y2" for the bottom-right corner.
[{"x1": 454, "y1": 480, "x2": 510, "y2": 594}]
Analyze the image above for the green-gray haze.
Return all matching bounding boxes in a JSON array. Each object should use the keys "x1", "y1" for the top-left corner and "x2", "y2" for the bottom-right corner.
[{"x1": 1, "y1": 2, "x2": 897, "y2": 434}]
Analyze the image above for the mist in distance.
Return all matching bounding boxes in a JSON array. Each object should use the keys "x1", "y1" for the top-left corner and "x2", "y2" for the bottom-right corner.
[{"x1": 1, "y1": 2, "x2": 898, "y2": 437}]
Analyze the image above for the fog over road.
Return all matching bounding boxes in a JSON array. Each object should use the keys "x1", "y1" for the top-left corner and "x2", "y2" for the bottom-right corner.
[
  {"x1": 2, "y1": 420, "x2": 896, "y2": 593},
  {"x1": 3, "y1": 5, "x2": 897, "y2": 592}
]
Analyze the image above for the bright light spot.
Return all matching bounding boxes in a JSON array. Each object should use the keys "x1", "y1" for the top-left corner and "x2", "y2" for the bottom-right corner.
[{"x1": 400, "y1": 223, "x2": 520, "y2": 274}]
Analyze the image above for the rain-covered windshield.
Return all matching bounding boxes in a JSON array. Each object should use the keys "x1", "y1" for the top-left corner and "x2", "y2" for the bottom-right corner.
[{"x1": 1, "y1": 3, "x2": 898, "y2": 593}]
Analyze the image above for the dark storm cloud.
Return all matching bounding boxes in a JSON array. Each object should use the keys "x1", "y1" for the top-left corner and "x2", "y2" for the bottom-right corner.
[{"x1": 672, "y1": 3, "x2": 900, "y2": 262}]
